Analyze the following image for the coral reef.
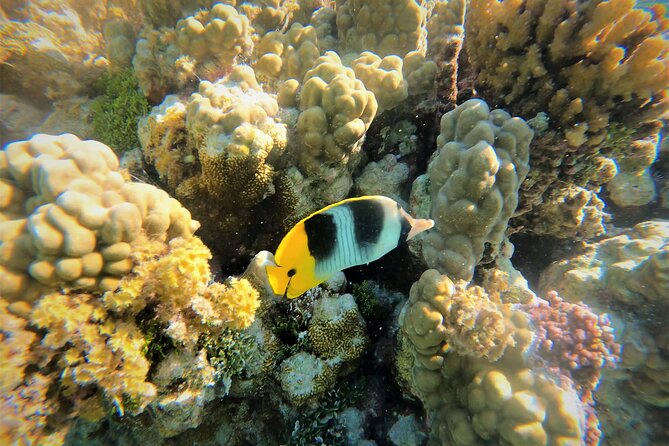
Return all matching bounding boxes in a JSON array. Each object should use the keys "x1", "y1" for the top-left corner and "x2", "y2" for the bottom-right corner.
[
  {"x1": 335, "y1": 0, "x2": 427, "y2": 56},
  {"x1": 0, "y1": 133, "x2": 197, "y2": 303},
  {"x1": 2, "y1": 0, "x2": 668, "y2": 445},
  {"x1": 540, "y1": 220, "x2": 668, "y2": 442},
  {"x1": 415, "y1": 99, "x2": 533, "y2": 281},
  {"x1": 465, "y1": 0, "x2": 669, "y2": 235}
]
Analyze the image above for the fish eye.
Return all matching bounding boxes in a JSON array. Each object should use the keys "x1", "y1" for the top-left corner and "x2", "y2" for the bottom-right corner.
[{"x1": 287, "y1": 268, "x2": 296, "y2": 277}]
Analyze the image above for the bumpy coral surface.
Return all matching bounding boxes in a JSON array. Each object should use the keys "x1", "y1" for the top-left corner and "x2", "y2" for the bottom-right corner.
[
  {"x1": 466, "y1": 0, "x2": 669, "y2": 233},
  {"x1": 417, "y1": 99, "x2": 533, "y2": 281},
  {"x1": 0, "y1": 133, "x2": 198, "y2": 303},
  {"x1": 184, "y1": 65, "x2": 287, "y2": 206},
  {"x1": 308, "y1": 293, "x2": 368, "y2": 363},
  {"x1": 175, "y1": 3, "x2": 253, "y2": 72},
  {"x1": 398, "y1": 268, "x2": 601, "y2": 446},
  {"x1": 336, "y1": 0, "x2": 427, "y2": 56},
  {"x1": 279, "y1": 351, "x2": 339, "y2": 406},
  {"x1": 540, "y1": 220, "x2": 669, "y2": 310},
  {"x1": 254, "y1": 22, "x2": 321, "y2": 82}
]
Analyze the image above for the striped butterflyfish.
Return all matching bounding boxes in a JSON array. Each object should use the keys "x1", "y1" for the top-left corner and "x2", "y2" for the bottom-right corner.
[{"x1": 266, "y1": 195, "x2": 434, "y2": 299}]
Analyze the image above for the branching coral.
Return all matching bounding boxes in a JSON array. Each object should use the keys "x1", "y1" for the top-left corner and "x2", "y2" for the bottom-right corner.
[
  {"x1": 540, "y1": 221, "x2": 667, "y2": 439},
  {"x1": 138, "y1": 94, "x2": 195, "y2": 188},
  {"x1": 32, "y1": 291, "x2": 157, "y2": 416},
  {"x1": 466, "y1": 0, "x2": 669, "y2": 232},
  {"x1": 107, "y1": 236, "x2": 260, "y2": 347},
  {"x1": 397, "y1": 269, "x2": 604, "y2": 446},
  {"x1": 416, "y1": 99, "x2": 533, "y2": 281}
]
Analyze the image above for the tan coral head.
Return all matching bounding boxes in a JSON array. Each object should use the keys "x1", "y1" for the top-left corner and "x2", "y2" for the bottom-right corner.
[{"x1": 399, "y1": 207, "x2": 434, "y2": 240}]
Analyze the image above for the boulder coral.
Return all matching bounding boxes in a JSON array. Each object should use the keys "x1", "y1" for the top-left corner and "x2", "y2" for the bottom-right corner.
[
  {"x1": 335, "y1": 0, "x2": 427, "y2": 57},
  {"x1": 278, "y1": 51, "x2": 378, "y2": 207},
  {"x1": 0, "y1": 133, "x2": 198, "y2": 303},
  {"x1": 175, "y1": 3, "x2": 253, "y2": 76},
  {"x1": 308, "y1": 293, "x2": 368, "y2": 363},
  {"x1": 397, "y1": 269, "x2": 606, "y2": 446},
  {"x1": 253, "y1": 22, "x2": 321, "y2": 83},
  {"x1": 415, "y1": 99, "x2": 533, "y2": 281}
]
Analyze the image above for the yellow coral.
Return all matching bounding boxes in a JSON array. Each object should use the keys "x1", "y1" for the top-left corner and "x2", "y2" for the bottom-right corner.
[
  {"x1": 31, "y1": 292, "x2": 157, "y2": 416},
  {"x1": 335, "y1": 0, "x2": 427, "y2": 56},
  {"x1": 175, "y1": 3, "x2": 252, "y2": 66},
  {"x1": 0, "y1": 134, "x2": 199, "y2": 304},
  {"x1": 254, "y1": 23, "x2": 320, "y2": 82}
]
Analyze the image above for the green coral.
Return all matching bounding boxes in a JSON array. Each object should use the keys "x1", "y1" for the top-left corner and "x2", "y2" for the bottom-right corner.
[
  {"x1": 200, "y1": 327, "x2": 257, "y2": 390},
  {"x1": 289, "y1": 376, "x2": 366, "y2": 446},
  {"x1": 136, "y1": 306, "x2": 176, "y2": 369},
  {"x1": 91, "y1": 68, "x2": 150, "y2": 153}
]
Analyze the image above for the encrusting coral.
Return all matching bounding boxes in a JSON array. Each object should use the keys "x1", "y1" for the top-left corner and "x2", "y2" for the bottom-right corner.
[
  {"x1": 415, "y1": 99, "x2": 533, "y2": 281},
  {"x1": 465, "y1": 0, "x2": 669, "y2": 236},
  {"x1": 307, "y1": 293, "x2": 368, "y2": 363},
  {"x1": 606, "y1": 134, "x2": 659, "y2": 207}
]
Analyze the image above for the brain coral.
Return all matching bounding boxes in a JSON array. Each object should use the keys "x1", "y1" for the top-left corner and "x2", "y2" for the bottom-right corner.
[
  {"x1": 417, "y1": 99, "x2": 533, "y2": 281},
  {"x1": 0, "y1": 133, "x2": 198, "y2": 304}
]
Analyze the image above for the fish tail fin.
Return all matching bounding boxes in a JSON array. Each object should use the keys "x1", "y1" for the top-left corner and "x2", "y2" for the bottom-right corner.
[{"x1": 407, "y1": 217, "x2": 435, "y2": 240}]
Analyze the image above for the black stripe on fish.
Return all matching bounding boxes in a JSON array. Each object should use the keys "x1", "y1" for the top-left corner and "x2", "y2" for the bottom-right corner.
[
  {"x1": 399, "y1": 214, "x2": 411, "y2": 244},
  {"x1": 348, "y1": 199, "x2": 384, "y2": 247},
  {"x1": 304, "y1": 212, "x2": 337, "y2": 261}
]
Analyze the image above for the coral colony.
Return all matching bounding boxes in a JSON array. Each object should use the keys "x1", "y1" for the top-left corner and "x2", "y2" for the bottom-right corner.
[{"x1": 0, "y1": 0, "x2": 667, "y2": 445}]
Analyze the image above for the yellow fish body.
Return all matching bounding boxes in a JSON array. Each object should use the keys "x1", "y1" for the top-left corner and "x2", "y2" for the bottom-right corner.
[{"x1": 266, "y1": 195, "x2": 434, "y2": 299}]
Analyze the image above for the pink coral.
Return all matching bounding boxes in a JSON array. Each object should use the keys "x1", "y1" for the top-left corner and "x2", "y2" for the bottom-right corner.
[
  {"x1": 526, "y1": 291, "x2": 621, "y2": 446},
  {"x1": 527, "y1": 291, "x2": 620, "y2": 393}
]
